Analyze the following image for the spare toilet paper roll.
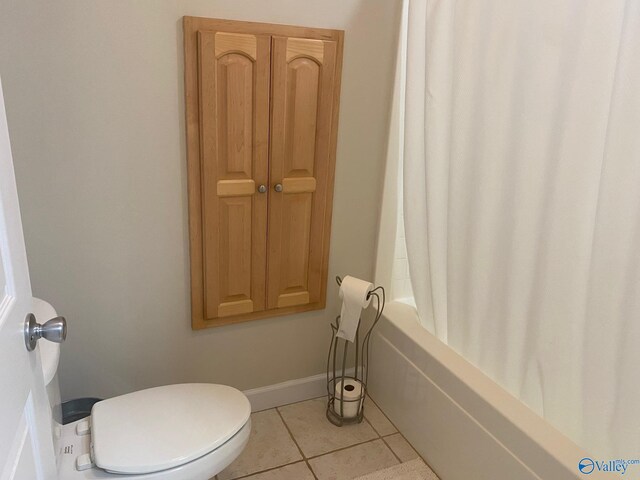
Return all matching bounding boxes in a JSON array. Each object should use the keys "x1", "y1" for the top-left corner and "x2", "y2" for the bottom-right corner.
[
  {"x1": 334, "y1": 378, "x2": 364, "y2": 418},
  {"x1": 336, "y1": 276, "x2": 374, "y2": 342}
]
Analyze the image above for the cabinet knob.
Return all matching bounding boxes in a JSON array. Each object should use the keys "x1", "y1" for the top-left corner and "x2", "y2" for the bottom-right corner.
[
  {"x1": 274, "y1": 183, "x2": 283, "y2": 192},
  {"x1": 257, "y1": 184, "x2": 267, "y2": 193}
]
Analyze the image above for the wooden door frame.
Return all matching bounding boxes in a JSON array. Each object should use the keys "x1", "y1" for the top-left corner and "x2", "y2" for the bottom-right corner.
[{"x1": 183, "y1": 17, "x2": 344, "y2": 329}]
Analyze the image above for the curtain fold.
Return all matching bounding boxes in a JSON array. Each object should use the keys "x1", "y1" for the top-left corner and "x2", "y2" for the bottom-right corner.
[{"x1": 403, "y1": 0, "x2": 640, "y2": 457}]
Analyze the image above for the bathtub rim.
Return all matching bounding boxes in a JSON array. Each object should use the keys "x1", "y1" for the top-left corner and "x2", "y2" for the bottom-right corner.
[{"x1": 370, "y1": 301, "x2": 598, "y2": 480}]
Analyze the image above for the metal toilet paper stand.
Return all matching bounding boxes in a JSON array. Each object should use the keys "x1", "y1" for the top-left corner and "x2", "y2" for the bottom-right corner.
[{"x1": 326, "y1": 276, "x2": 385, "y2": 426}]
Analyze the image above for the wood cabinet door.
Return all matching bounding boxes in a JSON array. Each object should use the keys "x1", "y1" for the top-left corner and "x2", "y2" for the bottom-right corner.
[
  {"x1": 197, "y1": 31, "x2": 270, "y2": 321},
  {"x1": 267, "y1": 36, "x2": 340, "y2": 310}
]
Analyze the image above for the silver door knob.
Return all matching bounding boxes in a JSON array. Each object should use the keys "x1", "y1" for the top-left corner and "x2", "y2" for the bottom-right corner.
[
  {"x1": 274, "y1": 183, "x2": 283, "y2": 192},
  {"x1": 257, "y1": 184, "x2": 267, "y2": 193},
  {"x1": 24, "y1": 313, "x2": 67, "y2": 352}
]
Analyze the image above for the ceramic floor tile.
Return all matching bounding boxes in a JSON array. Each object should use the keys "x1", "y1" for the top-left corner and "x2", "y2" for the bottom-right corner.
[
  {"x1": 353, "y1": 459, "x2": 439, "y2": 480},
  {"x1": 242, "y1": 461, "x2": 315, "y2": 480},
  {"x1": 308, "y1": 439, "x2": 399, "y2": 480},
  {"x1": 363, "y1": 398, "x2": 397, "y2": 436},
  {"x1": 217, "y1": 409, "x2": 302, "y2": 480},
  {"x1": 278, "y1": 397, "x2": 378, "y2": 458},
  {"x1": 383, "y1": 433, "x2": 420, "y2": 462}
]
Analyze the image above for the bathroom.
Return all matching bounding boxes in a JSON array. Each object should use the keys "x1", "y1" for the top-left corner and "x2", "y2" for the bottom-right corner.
[{"x1": 0, "y1": 0, "x2": 638, "y2": 479}]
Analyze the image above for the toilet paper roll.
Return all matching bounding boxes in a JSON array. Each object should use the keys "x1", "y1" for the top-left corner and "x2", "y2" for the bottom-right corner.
[
  {"x1": 336, "y1": 276, "x2": 374, "y2": 342},
  {"x1": 333, "y1": 378, "x2": 364, "y2": 419}
]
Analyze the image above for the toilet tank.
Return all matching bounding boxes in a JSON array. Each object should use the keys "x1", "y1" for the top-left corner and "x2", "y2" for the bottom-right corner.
[{"x1": 32, "y1": 298, "x2": 63, "y2": 463}]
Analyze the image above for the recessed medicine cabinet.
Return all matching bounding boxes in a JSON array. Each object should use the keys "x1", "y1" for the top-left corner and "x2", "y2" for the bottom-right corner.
[{"x1": 183, "y1": 17, "x2": 344, "y2": 329}]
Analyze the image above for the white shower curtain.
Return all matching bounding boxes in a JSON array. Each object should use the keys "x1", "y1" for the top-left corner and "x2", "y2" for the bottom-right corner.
[{"x1": 403, "y1": 0, "x2": 640, "y2": 457}]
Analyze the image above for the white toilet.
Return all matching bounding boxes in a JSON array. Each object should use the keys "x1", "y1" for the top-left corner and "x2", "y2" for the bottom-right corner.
[{"x1": 37, "y1": 301, "x2": 251, "y2": 480}]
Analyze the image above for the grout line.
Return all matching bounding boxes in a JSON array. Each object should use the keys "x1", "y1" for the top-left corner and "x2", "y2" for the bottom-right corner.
[
  {"x1": 387, "y1": 433, "x2": 430, "y2": 468},
  {"x1": 365, "y1": 395, "x2": 398, "y2": 435},
  {"x1": 366, "y1": 394, "x2": 437, "y2": 473},
  {"x1": 361, "y1": 403, "x2": 384, "y2": 438},
  {"x1": 305, "y1": 437, "x2": 383, "y2": 461},
  {"x1": 275, "y1": 407, "x2": 319, "y2": 480},
  {"x1": 230, "y1": 397, "x2": 434, "y2": 480},
  {"x1": 223, "y1": 407, "x2": 308, "y2": 480},
  {"x1": 380, "y1": 435, "x2": 403, "y2": 464},
  {"x1": 274, "y1": 398, "x2": 386, "y2": 470},
  {"x1": 252, "y1": 394, "x2": 327, "y2": 413},
  {"x1": 277, "y1": 396, "x2": 384, "y2": 462},
  {"x1": 229, "y1": 460, "x2": 307, "y2": 480}
]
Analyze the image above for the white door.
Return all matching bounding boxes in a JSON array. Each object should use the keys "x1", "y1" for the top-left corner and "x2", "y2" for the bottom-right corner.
[{"x1": 0, "y1": 78, "x2": 58, "y2": 479}]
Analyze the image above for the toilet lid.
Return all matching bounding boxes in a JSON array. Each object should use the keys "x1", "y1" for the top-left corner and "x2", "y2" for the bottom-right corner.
[{"x1": 91, "y1": 383, "x2": 250, "y2": 474}]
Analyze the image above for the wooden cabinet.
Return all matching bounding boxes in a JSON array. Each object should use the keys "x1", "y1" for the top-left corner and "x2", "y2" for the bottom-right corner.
[{"x1": 184, "y1": 17, "x2": 344, "y2": 329}]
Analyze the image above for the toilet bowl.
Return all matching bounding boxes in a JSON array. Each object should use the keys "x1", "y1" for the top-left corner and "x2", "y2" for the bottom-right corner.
[
  {"x1": 34, "y1": 298, "x2": 250, "y2": 480},
  {"x1": 57, "y1": 383, "x2": 251, "y2": 480}
]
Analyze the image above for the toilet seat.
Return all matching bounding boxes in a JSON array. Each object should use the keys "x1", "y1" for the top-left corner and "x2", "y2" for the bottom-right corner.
[
  {"x1": 90, "y1": 383, "x2": 251, "y2": 475},
  {"x1": 59, "y1": 416, "x2": 251, "y2": 480}
]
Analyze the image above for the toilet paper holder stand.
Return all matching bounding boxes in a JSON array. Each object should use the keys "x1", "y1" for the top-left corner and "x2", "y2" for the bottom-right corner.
[{"x1": 326, "y1": 276, "x2": 386, "y2": 427}]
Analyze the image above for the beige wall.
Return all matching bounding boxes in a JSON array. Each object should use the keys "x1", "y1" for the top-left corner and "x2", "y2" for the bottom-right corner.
[{"x1": 0, "y1": 0, "x2": 401, "y2": 400}]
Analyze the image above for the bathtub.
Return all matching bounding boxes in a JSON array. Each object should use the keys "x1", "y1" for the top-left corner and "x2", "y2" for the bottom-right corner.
[{"x1": 368, "y1": 302, "x2": 598, "y2": 480}]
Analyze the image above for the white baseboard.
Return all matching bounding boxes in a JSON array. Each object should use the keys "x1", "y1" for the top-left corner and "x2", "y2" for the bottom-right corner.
[{"x1": 243, "y1": 369, "x2": 354, "y2": 412}]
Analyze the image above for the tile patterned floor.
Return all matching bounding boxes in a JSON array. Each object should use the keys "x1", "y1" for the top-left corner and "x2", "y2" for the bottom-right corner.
[{"x1": 214, "y1": 396, "x2": 438, "y2": 480}]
